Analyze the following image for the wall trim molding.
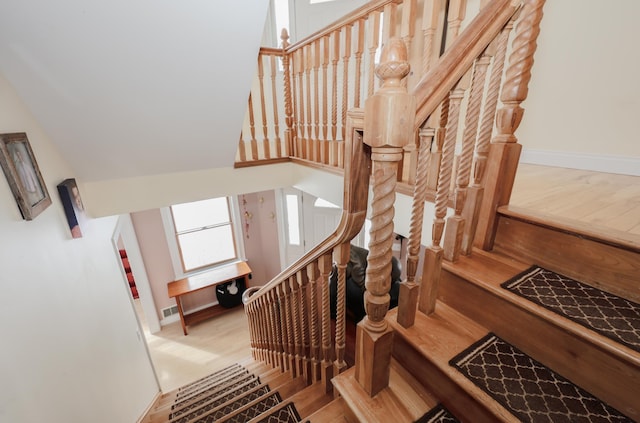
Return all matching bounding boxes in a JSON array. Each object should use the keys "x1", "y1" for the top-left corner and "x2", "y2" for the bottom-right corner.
[{"x1": 520, "y1": 149, "x2": 640, "y2": 176}]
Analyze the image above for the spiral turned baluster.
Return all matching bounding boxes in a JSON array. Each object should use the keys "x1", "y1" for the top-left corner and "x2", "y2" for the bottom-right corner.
[{"x1": 355, "y1": 38, "x2": 415, "y2": 397}]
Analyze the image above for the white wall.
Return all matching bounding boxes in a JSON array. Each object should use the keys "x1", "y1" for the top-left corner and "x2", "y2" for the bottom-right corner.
[
  {"x1": 0, "y1": 73, "x2": 158, "y2": 422},
  {"x1": 517, "y1": 0, "x2": 640, "y2": 174},
  {"x1": 289, "y1": 0, "x2": 369, "y2": 42}
]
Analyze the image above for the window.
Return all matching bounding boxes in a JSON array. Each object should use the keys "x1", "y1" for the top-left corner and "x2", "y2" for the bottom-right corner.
[{"x1": 170, "y1": 197, "x2": 238, "y2": 273}]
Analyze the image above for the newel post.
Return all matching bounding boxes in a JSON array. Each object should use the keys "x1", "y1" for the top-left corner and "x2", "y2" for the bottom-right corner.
[{"x1": 355, "y1": 38, "x2": 416, "y2": 397}]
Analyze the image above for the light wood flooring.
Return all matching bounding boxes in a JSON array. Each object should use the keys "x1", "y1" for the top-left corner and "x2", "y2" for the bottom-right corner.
[
  {"x1": 137, "y1": 302, "x2": 251, "y2": 393},
  {"x1": 510, "y1": 164, "x2": 640, "y2": 246}
]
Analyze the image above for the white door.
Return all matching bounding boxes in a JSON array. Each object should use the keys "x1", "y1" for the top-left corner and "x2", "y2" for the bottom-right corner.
[{"x1": 278, "y1": 188, "x2": 343, "y2": 269}]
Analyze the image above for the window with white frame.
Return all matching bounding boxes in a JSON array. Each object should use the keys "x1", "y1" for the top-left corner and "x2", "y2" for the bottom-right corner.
[{"x1": 169, "y1": 197, "x2": 239, "y2": 273}]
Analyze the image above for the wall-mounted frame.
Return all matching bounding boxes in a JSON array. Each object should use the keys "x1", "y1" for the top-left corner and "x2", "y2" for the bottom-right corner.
[
  {"x1": 0, "y1": 132, "x2": 51, "y2": 220},
  {"x1": 57, "y1": 178, "x2": 85, "y2": 238}
]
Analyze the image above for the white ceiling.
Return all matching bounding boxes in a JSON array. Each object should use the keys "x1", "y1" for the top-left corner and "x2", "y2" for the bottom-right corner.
[{"x1": 0, "y1": 0, "x2": 269, "y2": 182}]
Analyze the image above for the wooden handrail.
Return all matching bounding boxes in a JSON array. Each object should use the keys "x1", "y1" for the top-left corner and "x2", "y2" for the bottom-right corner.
[
  {"x1": 285, "y1": 0, "x2": 402, "y2": 53},
  {"x1": 412, "y1": 0, "x2": 522, "y2": 130},
  {"x1": 244, "y1": 109, "x2": 370, "y2": 306}
]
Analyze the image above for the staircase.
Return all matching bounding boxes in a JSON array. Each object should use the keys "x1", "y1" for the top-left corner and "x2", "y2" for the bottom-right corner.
[{"x1": 145, "y1": 0, "x2": 639, "y2": 421}]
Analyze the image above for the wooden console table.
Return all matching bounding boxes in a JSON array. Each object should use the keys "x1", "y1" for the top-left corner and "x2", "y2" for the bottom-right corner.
[{"x1": 168, "y1": 261, "x2": 251, "y2": 335}]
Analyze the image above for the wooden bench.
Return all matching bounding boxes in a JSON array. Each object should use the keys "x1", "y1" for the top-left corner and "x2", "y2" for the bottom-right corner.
[{"x1": 168, "y1": 261, "x2": 251, "y2": 335}]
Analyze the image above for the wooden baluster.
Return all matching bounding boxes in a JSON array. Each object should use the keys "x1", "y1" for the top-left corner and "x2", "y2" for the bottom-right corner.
[
  {"x1": 341, "y1": 24, "x2": 352, "y2": 141},
  {"x1": 313, "y1": 41, "x2": 321, "y2": 162},
  {"x1": 307, "y1": 261, "x2": 321, "y2": 381},
  {"x1": 237, "y1": 132, "x2": 246, "y2": 163},
  {"x1": 422, "y1": 0, "x2": 444, "y2": 74},
  {"x1": 331, "y1": 31, "x2": 340, "y2": 143},
  {"x1": 297, "y1": 269, "x2": 312, "y2": 382},
  {"x1": 444, "y1": 0, "x2": 467, "y2": 50},
  {"x1": 382, "y1": 3, "x2": 398, "y2": 40},
  {"x1": 292, "y1": 275, "x2": 305, "y2": 376},
  {"x1": 305, "y1": 45, "x2": 314, "y2": 161},
  {"x1": 400, "y1": 0, "x2": 416, "y2": 87},
  {"x1": 419, "y1": 83, "x2": 465, "y2": 315},
  {"x1": 475, "y1": 0, "x2": 545, "y2": 250},
  {"x1": 444, "y1": 55, "x2": 491, "y2": 262},
  {"x1": 266, "y1": 293, "x2": 278, "y2": 367},
  {"x1": 282, "y1": 29, "x2": 293, "y2": 157},
  {"x1": 426, "y1": 117, "x2": 444, "y2": 190},
  {"x1": 322, "y1": 35, "x2": 330, "y2": 163},
  {"x1": 247, "y1": 93, "x2": 259, "y2": 161},
  {"x1": 263, "y1": 300, "x2": 271, "y2": 363},
  {"x1": 297, "y1": 48, "x2": 306, "y2": 160},
  {"x1": 270, "y1": 55, "x2": 282, "y2": 158},
  {"x1": 256, "y1": 298, "x2": 266, "y2": 362},
  {"x1": 269, "y1": 289, "x2": 284, "y2": 371},
  {"x1": 397, "y1": 127, "x2": 434, "y2": 328},
  {"x1": 246, "y1": 302, "x2": 257, "y2": 359},
  {"x1": 282, "y1": 282, "x2": 296, "y2": 376},
  {"x1": 330, "y1": 31, "x2": 340, "y2": 166},
  {"x1": 462, "y1": 17, "x2": 514, "y2": 255},
  {"x1": 356, "y1": 39, "x2": 415, "y2": 397},
  {"x1": 367, "y1": 11, "x2": 381, "y2": 97},
  {"x1": 260, "y1": 296, "x2": 272, "y2": 365},
  {"x1": 257, "y1": 54, "x2": 270, "y2": 160},
  {"x1": 277, "y1": 284, "x2": 291, "y2": 372},
  {"x1": 353, "y1": 19, "x2": 365, "y2": 108},
  {"x1": 334, "y1": 242, "x2": 350, "y2": 376},
  {"x1": 319, "y1": 252, "x2": 334, "y2": 392}
]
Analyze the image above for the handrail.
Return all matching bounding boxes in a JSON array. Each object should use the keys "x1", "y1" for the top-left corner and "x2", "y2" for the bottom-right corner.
[
  {"x1": 411, "y1": 0, "x2": 522, "y2": 129},
  {"x1": 285, "y1": 0, "x2": 401, "y2": 53},
  {"x1": 244, "y1": 109, "x2": 370, "y2": 305}
]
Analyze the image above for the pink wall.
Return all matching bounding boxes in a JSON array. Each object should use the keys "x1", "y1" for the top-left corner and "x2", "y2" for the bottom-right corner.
[
  {"x1": 131, "y1": 190, "x2": 282, "y2": 322},
  {"x1": 240, "y1": 190, "x2": 281, "y2": 286}
]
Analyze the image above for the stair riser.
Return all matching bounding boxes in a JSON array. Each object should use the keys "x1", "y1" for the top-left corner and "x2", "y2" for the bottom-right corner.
[
  {"x1": 392, "y1": 335, "x2": 511, "y2": 423},
  {"x1": 494, "y1": 215, "x2": 640, "y2": 303},
  {"x1": 439, "y1": 269, "x2": 640, "y2": 420}
]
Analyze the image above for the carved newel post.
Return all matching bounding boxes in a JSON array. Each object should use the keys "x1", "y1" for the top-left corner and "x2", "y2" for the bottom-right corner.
[{"x1": 355, "y1": 38, "x2": 416, "y2": 397}]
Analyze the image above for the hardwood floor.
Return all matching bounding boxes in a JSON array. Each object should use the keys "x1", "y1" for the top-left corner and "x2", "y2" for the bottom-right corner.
[
  {"x1": 510, "y1": 164, "x2": 640, "y2": 246},
  {"x1": 136, "y1": 302, "x2": 251, "y2": 393}
]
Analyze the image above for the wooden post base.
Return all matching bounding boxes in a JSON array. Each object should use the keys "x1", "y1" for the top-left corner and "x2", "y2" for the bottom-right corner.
[
  {"x1": 418, "y1": 247, "x2": 443, "y2": 315},
  {"x1": 321, "y1": 361, "x2": 334, "y2": 394},
  {"x1": 354, "y1": 320, "x2": 394, "y2": 397},
  {"x1": 461, "y1": 185, "x2": 484, "y2": 255},
  {"x1": 443, "y1": 215, "x2": 465, "y2": 262},
  {"x1": 396, "y1": 281, "x2": 419, "y2": 328}
]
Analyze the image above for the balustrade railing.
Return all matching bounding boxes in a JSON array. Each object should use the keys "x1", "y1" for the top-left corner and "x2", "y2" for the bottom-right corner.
[{"x1": 242, "y1": 0, "x2": 544, "y2": 398}]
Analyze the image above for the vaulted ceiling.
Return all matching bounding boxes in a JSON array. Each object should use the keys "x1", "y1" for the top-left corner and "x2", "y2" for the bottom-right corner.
[{"x1": 0, "y1": 0, "x2": 269, "y2": 182}]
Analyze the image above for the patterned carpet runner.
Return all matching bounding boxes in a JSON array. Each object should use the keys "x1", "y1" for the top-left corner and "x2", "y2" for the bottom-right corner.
[
  {"x1": 450, "y1": 334, "x2": 632, "y2": 422},
  {"x1": 416, "y1": 404, "x2": 459, "y2": 422},
  {"x1": 502, "y1": 266, "x2": 640, "y2": 353},
  {"x1": 166, "y1": 363, "x2": 303, "y2": 423}
]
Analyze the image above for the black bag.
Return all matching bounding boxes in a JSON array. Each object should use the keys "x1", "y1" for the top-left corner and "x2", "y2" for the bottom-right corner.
[{"x1": 216, "y1": 278, "x2": 246, "y2": 308}]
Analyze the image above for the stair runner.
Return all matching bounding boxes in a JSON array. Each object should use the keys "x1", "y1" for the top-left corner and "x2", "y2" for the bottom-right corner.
[
  {"x1": 450, "y1": 333, "x2": 633, "y2": 422},
  {"x1": 165, "y1": 363, "x2": 303, "y2": 423},
  {"x1": 416, "y1": 404, "x2": 459, "y2": 423},
  {"x1": 502, "y1": 265, "x2": 640, "y2": 352}
]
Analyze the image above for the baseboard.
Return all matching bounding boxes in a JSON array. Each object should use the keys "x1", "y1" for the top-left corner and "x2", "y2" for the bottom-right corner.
[
  {"x1": 137, "y1": 391, "x2": 162, "y2": 423},
  {"x1": 520, "y1": 149, "x2": 640, "y2": 176}
]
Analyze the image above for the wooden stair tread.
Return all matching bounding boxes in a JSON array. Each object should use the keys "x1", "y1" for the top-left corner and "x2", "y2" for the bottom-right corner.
[
  {"x1": 439, "y1": 251, "x2": 640, "y2": 420},
  {"x1": 444, "y1": 252, "x2": 640, "y2": 364},
  {"x1": 287, "y1": 381, "x2": 334, "y2": 419},
  {"x1": 387, "y1": 304, "x2": 518, "y2": 422},
  {"x1": 306, "y1": 398, "x2": 347, "y2": 423},
  {"x1": 499, "y1": 205, "x2": 640, "y2": 252},
  {"x1": 332, "y1": 358, "x2": 439, "y2": 423}
]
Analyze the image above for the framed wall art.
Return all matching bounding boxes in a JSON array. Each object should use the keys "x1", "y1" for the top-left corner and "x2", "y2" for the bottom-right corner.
[
  {"x1": 0, "y1": 132, "x2": 52, "y2": 220},
  {"x1": 57, "y1": 178, "x2": 85, "y2": 238}
]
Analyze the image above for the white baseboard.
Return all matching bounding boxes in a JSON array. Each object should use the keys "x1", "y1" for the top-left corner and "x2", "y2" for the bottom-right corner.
[{"x1": 520, "y1": 149, "x2": 640, "y2": 176}]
